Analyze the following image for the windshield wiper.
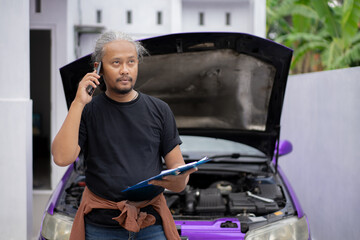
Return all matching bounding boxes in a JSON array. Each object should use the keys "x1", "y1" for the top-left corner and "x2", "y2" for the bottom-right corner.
[
  {"x1": 182, "y1": 153, "x2": 267, "y2": 163},
  {"x1": 209, "y1": 153, "x2": 267, "y2": 160}
]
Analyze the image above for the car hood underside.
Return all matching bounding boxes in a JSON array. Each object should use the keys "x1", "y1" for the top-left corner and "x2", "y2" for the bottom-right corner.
[{"x1": 137, "y1": 32, "x2": 293, "y2": 157}]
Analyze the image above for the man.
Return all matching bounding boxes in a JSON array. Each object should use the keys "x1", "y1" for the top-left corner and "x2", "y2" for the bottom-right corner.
[{"x1": 52, "y1": 31, "x2": 196, "y2": 239}]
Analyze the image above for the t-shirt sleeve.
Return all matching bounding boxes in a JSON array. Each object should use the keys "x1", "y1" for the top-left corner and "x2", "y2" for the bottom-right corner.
[{"x1": 161, "y1": 103, "x2": 182, "y2": 157}]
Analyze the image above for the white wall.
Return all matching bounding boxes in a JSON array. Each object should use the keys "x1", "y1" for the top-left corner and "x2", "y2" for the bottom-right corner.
[
  {"x1": 182, "y1": 0, "x2": 265, "y2": 37},
  {"x1": 77, "y1": 0, "x2": 174, "y2": 40},
  {"x1": 280, "y1": 67, "x2": 360, "y2": 240},
  {"x1": 74, "y1": 0, "x2": 265, "y2": 40},
  {"x1": 0, "y1": 0, "x2": 33, "y2": 239}
]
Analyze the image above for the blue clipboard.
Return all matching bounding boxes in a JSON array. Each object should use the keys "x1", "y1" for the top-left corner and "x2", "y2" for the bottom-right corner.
[{"x1": 122, "y1": 156, "x2": 211, "y2": 192}]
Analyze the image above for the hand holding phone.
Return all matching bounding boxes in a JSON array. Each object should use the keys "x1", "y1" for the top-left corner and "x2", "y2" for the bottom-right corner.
[{"x1": 86, "y1": 62, "x2": 102, "y2": 96}]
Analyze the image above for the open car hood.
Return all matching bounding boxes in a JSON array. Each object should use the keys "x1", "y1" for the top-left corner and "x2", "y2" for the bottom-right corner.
[
  {"x1": 60, "y1": 32, "x2": 292, "y2": 158},
  {"x1": 138, "y1": 32, "x2": 292, "y2": 158}
]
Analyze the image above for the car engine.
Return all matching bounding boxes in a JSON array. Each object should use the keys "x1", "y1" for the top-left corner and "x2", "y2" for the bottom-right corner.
[
  {"x1": 59, "y1": 167, "x2": 286, "y2": 220},
  {"x1": 165, "y1": 171, "x2": 285, "y2": 219}
]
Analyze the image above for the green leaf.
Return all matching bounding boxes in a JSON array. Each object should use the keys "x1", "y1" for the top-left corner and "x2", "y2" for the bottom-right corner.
[
  {"x1": 291, "y1": 4, "x2": 319, "y2": 19},
  {"x1": 312, "y1": 0, "x2": 341, "y2": 38},
  {"x1": 266, "y1": 0, "x2": 296, "y2": 36},
  {"x1": 275, "y1": 32, "x2": 326, "y2": 44},
  {"x1": 333, "y1": 41, "x2": 360, "y2": 67},
  {"x1": 341, "y1": 0, "x2": 360, "y2": 44},
  {"x1": 322, "y1": 39, "x2": 344, "y2": 69},
  {"x1": 350, "y1": 32, "x2": 360, "y2": 45},
  {"x1": 292, "y1": 41, "x2": 327, "y2": 67},
  {"x1": 275, "y1": 0, "x2": 298, "y2": 17},
  {"x1": 292, "y1": 4, "x2": 319, "y2": 32}
]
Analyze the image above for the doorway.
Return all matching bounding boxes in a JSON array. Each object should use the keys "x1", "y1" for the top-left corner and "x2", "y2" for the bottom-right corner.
[{"x1": 30, "y1": 29, "x2": 51, "y2": 189}]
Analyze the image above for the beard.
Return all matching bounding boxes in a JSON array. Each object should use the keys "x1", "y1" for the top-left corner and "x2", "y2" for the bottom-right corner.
[
  {"x1": 109, "y1": 76, "x2": 134, "y2": 94},
  {"x1": 114, "y1": 85, "x2": 133, "y2": 94}
]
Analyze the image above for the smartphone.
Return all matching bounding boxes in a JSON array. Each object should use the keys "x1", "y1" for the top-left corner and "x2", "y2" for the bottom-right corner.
[{"x1": 86, "y1": 61, "x2": 102, "y2": 96}]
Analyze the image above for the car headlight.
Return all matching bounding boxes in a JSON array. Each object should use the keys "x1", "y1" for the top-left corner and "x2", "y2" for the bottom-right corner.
[
  {"x1": 245, "y1": 216, "x2": 309, "y2": 240},
  {"x1": 41, "y1": 212, "x2": 73, "y2": 240}
]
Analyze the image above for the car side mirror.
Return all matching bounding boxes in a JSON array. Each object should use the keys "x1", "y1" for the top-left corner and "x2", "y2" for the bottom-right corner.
[{"x1": 277, "y1": 140, "x2": 293, "y2": 156}]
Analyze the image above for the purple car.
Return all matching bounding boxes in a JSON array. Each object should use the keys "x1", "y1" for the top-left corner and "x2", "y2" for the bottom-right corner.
[{"x1": 39, "y1": 32, "x2": 310, "y2": 240}]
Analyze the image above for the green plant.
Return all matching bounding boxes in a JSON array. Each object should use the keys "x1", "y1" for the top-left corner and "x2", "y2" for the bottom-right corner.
[{"x1": 267, "y1": 0, "x2": 360, "y2": 73}]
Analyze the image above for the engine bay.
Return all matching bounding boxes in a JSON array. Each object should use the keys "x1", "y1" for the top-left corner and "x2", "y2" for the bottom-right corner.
[
  {"x1": 165, "y1": 171, "x2": 286, "y2": 219},
  {"x1": 58, "y1": 165, "x2": 287, "y2": 221}
]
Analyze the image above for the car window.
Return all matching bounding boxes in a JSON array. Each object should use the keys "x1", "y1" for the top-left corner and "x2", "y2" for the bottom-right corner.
[{"x1": 180, "y1": 135, "x2": 265, "y2": 157}]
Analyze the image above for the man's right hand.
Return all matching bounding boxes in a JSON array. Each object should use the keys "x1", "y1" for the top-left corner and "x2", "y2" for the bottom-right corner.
[{"x1": 74, "y1": 70, "x2": 100, "y2": 106}]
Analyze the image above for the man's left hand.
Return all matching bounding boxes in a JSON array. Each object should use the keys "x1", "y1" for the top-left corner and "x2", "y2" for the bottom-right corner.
[{"x1": 149, "y1": 167, "x2": 197, "y2": 192}]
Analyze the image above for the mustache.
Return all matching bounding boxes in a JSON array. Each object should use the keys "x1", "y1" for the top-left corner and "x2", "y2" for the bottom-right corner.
[{"x1": 116, "y1": 76, "x2": 132, "y2": 82}]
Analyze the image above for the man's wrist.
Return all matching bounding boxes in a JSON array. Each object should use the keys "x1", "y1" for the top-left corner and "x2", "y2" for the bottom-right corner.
[{"x1": 71, "y1": 99, "x2": 86, "y2": 109}]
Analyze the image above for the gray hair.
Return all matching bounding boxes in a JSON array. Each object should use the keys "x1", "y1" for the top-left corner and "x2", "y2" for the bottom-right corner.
[{"x1": 91, "y1": 31, "x2": 148, "y2": 64}]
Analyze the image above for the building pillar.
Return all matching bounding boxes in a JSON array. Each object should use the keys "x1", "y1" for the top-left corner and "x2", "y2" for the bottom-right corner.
[
  {"x1": 170, "y1": 0, "x2": 182, "y2": 33},
  {"x1": 251, "y1": 0, "x2": 266, "y2": 38},
  {"x1": 0, "y1": 0, "x2": 33, "y2": 239}
]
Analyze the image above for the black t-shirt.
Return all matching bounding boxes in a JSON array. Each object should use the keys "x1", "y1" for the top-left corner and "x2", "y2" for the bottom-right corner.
[{"x1": 78, "y1": 92, "x2": 182, "y2": 227}]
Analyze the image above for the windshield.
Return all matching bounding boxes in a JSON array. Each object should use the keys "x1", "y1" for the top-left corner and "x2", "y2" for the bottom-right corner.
[{"x1": 180, "y1": 135, "x2": 266, "y2": 159}]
